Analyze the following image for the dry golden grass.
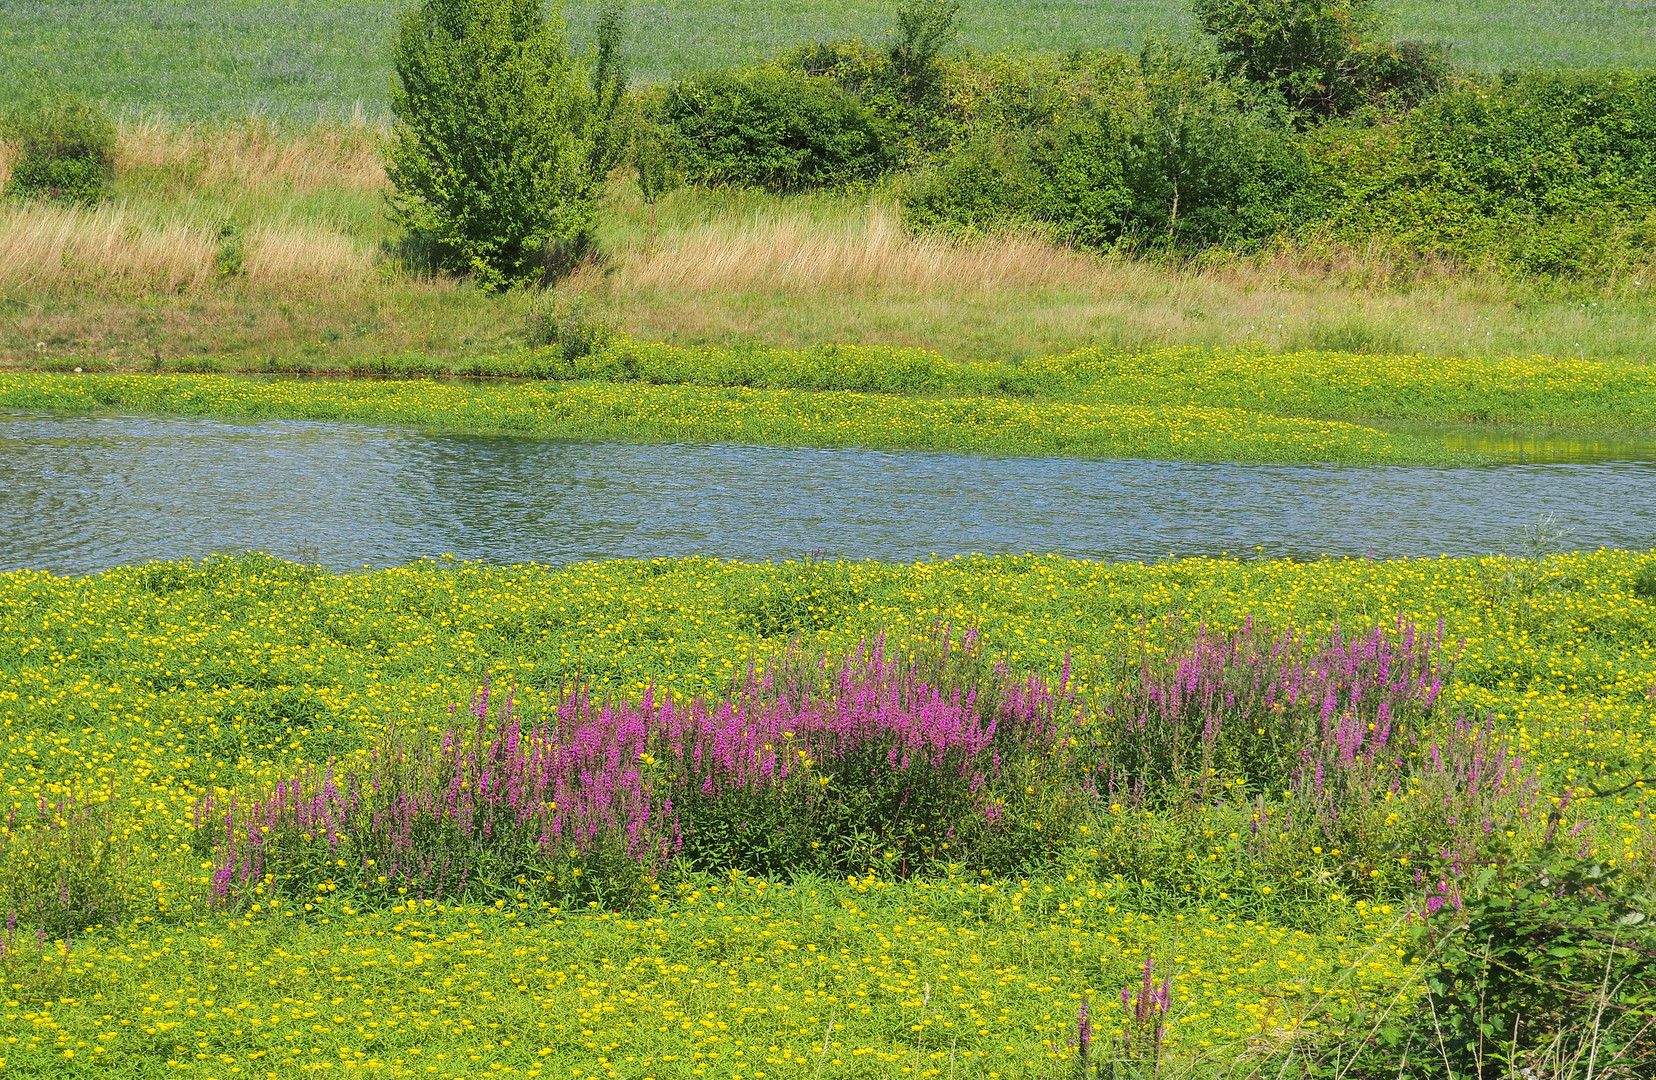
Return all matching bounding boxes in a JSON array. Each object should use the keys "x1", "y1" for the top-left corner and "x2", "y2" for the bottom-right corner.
[
  {"x1": 0, "y1": 201, "x2": 216, "y2": 292},
  {"x1": 245, "y1": 221, "x2": 372, "y2": 285},
  {"x1": 600, "y1": 201, "x2": 1099, "y2": 294},
  {"x1": 0, "y1": 201, "x2": 374, "y2": 293},
  {"x1": 115, "y1": 116, "x2": 387, "y2": 193},
  {"x1": 576, "y1": 193, "x2": 1618, "y2": 361}
]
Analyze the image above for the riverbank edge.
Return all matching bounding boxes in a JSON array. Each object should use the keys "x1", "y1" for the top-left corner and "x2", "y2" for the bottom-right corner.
[{"x1": 0, "y1": 369, "x2": 1473, "y2": 467}]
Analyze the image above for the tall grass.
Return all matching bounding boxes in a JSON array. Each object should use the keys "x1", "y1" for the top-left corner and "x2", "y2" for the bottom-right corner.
[
  {"x1": 593, "y1": 200, "x2": 1099, "y2": 294},
  {"x1": 0, "y1": 200, "x2": 217, "y2": 292},
  {"x1": 115, "y1": 115, "x2": 385, "y2": 194},
  {"x1": 0, "y1": 201, "x2": 368, "y2": 292}
]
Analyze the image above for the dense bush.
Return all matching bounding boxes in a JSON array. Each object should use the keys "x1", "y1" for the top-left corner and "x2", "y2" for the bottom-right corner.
[
  {"x1": 901, "y1": 52, "x2": 1656, "y2": 271},
  {"x1": 1, "y1": 97, "x2": 116, "y2": 206},
  {"x1": 655, "y1": 67, "x2": 890, "y2": 192},
  {"x1": 1304, "y1": 70, "x2": 1656, "y2": 275},
  {"x1": 385, "y1": 0, "x2": 625, "y2": 290},
  {"x1": 901, "y1": 46, "x2": 1307, "y2": 252},
  {"x1": 1192, "y1": 0, "x2": 1448, "y2": 118}
]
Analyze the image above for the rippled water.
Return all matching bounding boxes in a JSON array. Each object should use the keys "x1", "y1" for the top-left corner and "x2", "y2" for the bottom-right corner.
[{"x1": 1, "y1": 413, "x2": 1652, "y2": 575}]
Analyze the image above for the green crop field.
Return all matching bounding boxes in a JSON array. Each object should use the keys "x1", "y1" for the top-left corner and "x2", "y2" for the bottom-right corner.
[{"x1": 0, "y1": 0, "x2": 1652, "y2": 120}]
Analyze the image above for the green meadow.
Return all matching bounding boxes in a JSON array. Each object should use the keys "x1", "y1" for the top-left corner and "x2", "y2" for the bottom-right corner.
[{"x1": 1, "y1": 0, "x2": 1653, "y2": 120}]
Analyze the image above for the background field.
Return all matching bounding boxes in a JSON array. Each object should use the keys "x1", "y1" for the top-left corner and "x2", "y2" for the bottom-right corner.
[{"x1": 1, "y1": 0, "x2": 1653, "y2": 120}]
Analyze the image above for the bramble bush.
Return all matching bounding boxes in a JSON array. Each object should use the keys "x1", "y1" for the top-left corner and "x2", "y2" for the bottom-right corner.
[
  {"x1": 1362, "y1": 852, "x2": 1656, "y2": 1079},
  {"x1": 1, "y1": 96, "x2": 116, "y2": 206}
]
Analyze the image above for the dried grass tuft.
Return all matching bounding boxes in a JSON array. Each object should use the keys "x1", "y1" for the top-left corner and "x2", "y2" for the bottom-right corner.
[
  {"x1": 246, "y1": 223, "x2": 372, "y2": 284},
  {"x1": 116, "y1": 117, "x2": 387, "y2": 193},
  {"x1": 0, "y1": 201, "x2": 215, "y2": 292},
  {"x1": 602, "y1": 203, "x2": 1101, "y2": 295}
]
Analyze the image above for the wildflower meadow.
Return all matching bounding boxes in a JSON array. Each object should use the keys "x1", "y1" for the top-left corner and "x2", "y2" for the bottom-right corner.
[{"x1": 1, "y1": 549, "x2": 1653, "y2": 1076}]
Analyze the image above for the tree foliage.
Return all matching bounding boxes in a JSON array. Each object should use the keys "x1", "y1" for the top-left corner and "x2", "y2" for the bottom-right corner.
[
  {"x1": 386, "y1": 0, "x2": 624, "y2": 290},
  {"x1": 1192, "y1": 0, "x2": 1447, "y2": 118}
]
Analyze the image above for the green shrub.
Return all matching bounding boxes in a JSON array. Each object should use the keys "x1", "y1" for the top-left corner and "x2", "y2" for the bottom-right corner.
[
  {"x1": 1191, "y1": 0, "x2": 1448, "y2": 119},
  {"x1": 1384, "y1": 853, "x2": 1656, "y2": 1079},
  {"x1": 1303, "y1": 70, "x2": 1656, "y2": 276},
  {"x1": 657, "y1": 67, "x2": 890, "y2": 192},
  {"x1": 385, "y1": 0, "x2": 625, "y2": 290},
  {"x1": 1, "y1": 97, "x2": 116, "y2": 206},
  {"x1": 214, "y1": 221, "x2": 246, "y2": 279}
]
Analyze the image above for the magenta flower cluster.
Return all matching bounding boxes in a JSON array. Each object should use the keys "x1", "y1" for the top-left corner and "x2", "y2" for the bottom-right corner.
[
  {"x1": 1095, "y1": 618, "x2": 1457, "y2": 800},
  {"x1": 200, "y1": 632, "x2": 1068, "y2": 908}
]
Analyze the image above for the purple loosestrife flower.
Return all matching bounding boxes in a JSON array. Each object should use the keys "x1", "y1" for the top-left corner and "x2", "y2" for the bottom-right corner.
[{"x1": 205, "y1": 631, "x2": 1069, "y2": 907}]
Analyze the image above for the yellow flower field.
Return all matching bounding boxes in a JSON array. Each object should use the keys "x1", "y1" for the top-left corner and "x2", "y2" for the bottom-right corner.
[{"x1": 0, "y1": 549, "x2": 1652, "y2": 1077}]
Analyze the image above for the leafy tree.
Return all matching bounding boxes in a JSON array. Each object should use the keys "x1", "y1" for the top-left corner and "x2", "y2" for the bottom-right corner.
[
  {"x1": 1191, "y1": 0, "x2": 1446, "y2": 118},
  {"x1": 386, "y1": 0, "x2": 626, "y2": 290}
]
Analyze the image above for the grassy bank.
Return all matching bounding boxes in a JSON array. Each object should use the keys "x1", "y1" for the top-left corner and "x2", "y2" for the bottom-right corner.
[
  {"x1": 0, "y1": 369, "x2": 1452, "y2": 465},
  {"x1": 0, "y1": 549, "x2": 1652, "y2": 1075},
  {"x1": 3, "y1": 0, "x2": 1651, "y2": 120},
  {"x1": 4, "y1": 124, "x2": 1656, "y2": 376},
  {"x1": 501, "y1": 336, "x2": 1656, "y2": 434}
]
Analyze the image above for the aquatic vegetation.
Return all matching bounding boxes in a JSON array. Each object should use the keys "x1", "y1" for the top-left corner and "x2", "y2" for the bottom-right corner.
[
  {"x1": 517, "y1": 336, "x2": 1656, "y2": 433},
  {"x1": 0, "y1": 368, "x2": 1442, "y2": 465},
  {"x1": 7, "y1": 336, "x2": 1650, "y2": 467},
  {"x1": 0, "y1": 549, "x2": 1653, "y2": 1075}
]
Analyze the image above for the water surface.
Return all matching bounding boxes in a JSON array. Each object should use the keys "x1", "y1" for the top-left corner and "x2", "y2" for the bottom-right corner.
[{"x1": 1, "y1": 414, "x2": 1651, "y2": 575}]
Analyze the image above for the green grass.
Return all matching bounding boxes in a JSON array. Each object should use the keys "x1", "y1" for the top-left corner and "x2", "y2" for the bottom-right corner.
[{"x1": 1, "y1": 0, "x2": 1652, "y2": 121}]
